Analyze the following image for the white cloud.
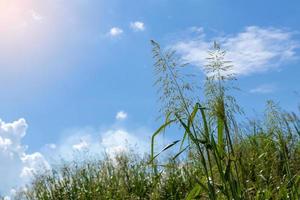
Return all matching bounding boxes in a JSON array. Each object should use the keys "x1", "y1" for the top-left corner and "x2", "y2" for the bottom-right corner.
[
  {"x1": 172, "y1": 26, "x2": 298, "y2": 76},
  {"x1": 0, "y1": 119, "x2": 163, "y2": 198},
  {"x1": 20, "y1": 152, "x2": 49, "y2": 179},
  {"x1": 250, "y1": 84, "x2": 277, "y2": 94},
  {"x1": 72, "y1": 139, "x2": 89, "y2": 151},
  {"x1": 108, "y1": 27, "x2": 124, "y2": 37},
  {"x1": 43, "y1": 126, "x2": 151, "y2": 163},
  {"x1": 130, "y1": 21, "x2": 145, "y2": 32},
  {"x1": 30, "y1": 9, "x2": 43, "y2": 22},
  {"x1": 0, "y1": 119, "x2": 49, "y2": 197},
  {"x1": 101, "y1": 129, "x2": 144, "y2": 157},
  {"x1": 116, "y1": 111, "x2": 128, "y2": 120}
]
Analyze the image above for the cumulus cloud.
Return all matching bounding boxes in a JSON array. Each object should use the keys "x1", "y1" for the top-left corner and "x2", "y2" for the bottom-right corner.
[
  {"x1": 172, "y1": 26, "x2": 298, "y2": 76},
  {"x1": 116, "y1": 111, "x2": 128, "y2": 120},
  {"x1": 0, "y1": 119, "x2": 49, "y2": 197},
  {"x1": 108, "y1": 27, "x2": 124, "y2": 37},
  {"x1": 130, "y1": 21, "x2": 145, "y2": 32},
  {"x1": 250, "y1": 84, "x2": 277, "y2": 94}
]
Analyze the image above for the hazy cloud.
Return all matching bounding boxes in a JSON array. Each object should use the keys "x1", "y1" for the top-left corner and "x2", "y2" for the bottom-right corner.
[
  {"x1": 250, "y1": 84, "x2": 277, "y2": 94},
  {"x1": 43, "y1": 126, "x2": 150, "y2": 162},
  {"x1": 72, "y1": 139, "x2": 89, "y2": 151}
]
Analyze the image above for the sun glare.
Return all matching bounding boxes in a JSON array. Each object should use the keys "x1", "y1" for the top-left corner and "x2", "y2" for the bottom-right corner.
[
  {"x1": 0, "y1": 1, "x2": 31, "y2": 32},
  {"x1": 0, "y1": 0, "x2": 51, "y2": 74}
]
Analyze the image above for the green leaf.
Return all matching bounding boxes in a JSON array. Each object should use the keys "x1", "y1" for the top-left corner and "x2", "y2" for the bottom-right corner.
[
  {"x1": 162, "y1": 140, "x2": 180, "y2": 151},
  {"x1": 150, "y1": 140, "x2": 180, "y2": 163},
  {"x1": 180, "y1": 103, "x2": 200, "y2": 150},
  {"x1": 188, "y1": 103, "x2": 200, "y2": 127},
  {"x1": 294, "y1": 124, "x2": 300, "y2": 136},
  {"x1": 175, "y1": 113, "x2": 198, "y2": 145},
  {"x1": 199, "y1": 104, "x2": 210, "y2": 139},
  {"x1": 179, "y1": 131, "x2": 188, "y2": 151},
  {"x1": 217, "y1": 116, "x2": 225, "y2": 157},
  {"x1": 151, "y1": 118, "x2": 176, "y2": 163},
  {"x1": 185, "y1": 184, "x2": 201, "y2": 200},
  {"x1": 224, "y1": 159, "x2": 231, "y2": 181},
  {"x1": 172, "y1": 145, "x2": 189, "y2": 160}
]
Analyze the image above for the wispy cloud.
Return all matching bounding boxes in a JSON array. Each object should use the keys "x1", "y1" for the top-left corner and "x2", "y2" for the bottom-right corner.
[
  {"x1": 172, "y1": 26, "x2": 298, "y2": 76},
  {"x1": 130, "y1": 21, "x2": 145, "y2": 32},
  {"x1": 116, "y1": 111, "x2": 128, "y2": 120},
  {"x1": 108, "y1": 27, "x2": 124, "y2": 37},
  {"x1": 250, "y1": 84, "x2": 277, "y2": 94}
]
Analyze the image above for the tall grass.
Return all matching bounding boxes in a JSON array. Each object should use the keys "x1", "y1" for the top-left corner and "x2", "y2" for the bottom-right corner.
[
  {"x1": 150, "y1": 41, "x2": 300, "y2": 199},
  {"x1": 13, "y1": 41, "x2": 300, "y2": 200},
  {"x1": 15, "y1": 154, "x2": 200, "y2": 200}
]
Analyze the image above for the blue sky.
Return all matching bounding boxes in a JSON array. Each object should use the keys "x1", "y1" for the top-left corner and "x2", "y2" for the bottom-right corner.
[{"x1": 0, "y1": 0, "x2": 300, "y2": 196}]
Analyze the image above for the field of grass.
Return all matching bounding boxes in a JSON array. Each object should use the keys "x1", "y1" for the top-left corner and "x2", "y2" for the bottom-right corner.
[{"x1": 9, "y1": 42, "x2": 300, "y2": 200}]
